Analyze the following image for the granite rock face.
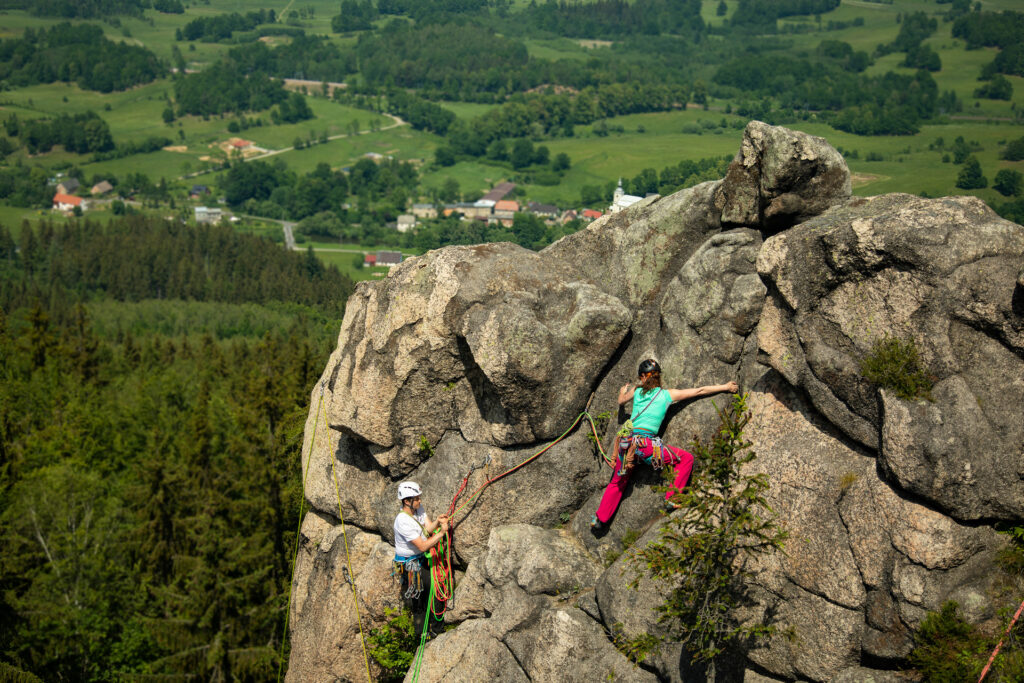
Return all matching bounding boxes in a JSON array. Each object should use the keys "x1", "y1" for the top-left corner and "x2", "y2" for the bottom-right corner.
[
  {"x1": 286, "y1": 122, "x2": 1023, "y2": 682},
  {"x1": 757, "y1": 193, "x2": 1024, "y2": 520}
]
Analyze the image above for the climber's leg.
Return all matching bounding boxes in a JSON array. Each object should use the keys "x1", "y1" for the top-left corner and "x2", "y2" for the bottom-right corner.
[
  {"x1": 661, "y1": 444, "x2": 694, "y2": 502},
  {"x1": 595, "y1": 438, "x2": 633, "y2": 524}
]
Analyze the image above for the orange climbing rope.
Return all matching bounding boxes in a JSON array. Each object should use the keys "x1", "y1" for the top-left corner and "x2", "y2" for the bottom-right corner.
[
  {"x1": 421, "y1": 400, "x2": 615, "y2": 621},
  {"x1": 978, "y1": 596, "x2": 1024, "y2": 682}
]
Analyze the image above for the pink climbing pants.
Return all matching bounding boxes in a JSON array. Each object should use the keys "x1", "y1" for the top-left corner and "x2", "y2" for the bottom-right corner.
[{"x1": 595, "y1": 435, "x2": 693, "y2": 524}]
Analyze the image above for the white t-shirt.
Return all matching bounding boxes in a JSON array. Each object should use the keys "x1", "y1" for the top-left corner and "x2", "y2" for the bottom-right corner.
[{"x1": 394, "y1": 508, "x2": 428, "y2": 557}]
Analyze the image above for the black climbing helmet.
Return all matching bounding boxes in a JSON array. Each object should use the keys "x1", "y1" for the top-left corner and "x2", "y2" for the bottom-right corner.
[{"x1": 638, "y1": 359, "x2": 661, "y2": 377}]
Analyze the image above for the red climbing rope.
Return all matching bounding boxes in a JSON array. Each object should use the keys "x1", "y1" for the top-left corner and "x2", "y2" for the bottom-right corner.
[{"x1": 421, "y1": 405, "x2": 614, "y2": 621}]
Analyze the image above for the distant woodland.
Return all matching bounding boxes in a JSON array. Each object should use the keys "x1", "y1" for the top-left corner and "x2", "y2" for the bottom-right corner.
[{"x1": 0, "y1": 217, "x2": 351, "y2": 680}]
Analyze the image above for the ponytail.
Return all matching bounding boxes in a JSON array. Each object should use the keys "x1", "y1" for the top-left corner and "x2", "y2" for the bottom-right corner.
[{"x1": 640, "y1": 370, "x2": 661, "y2": 392}]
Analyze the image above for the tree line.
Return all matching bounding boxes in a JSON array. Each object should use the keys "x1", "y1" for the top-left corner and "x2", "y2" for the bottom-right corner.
[
  {"x1": 713, "y1": 49, "x2": 942, "y2": 135},
  {"x1": 514, "y1": 0, "x2": 705, "y2": 40},
  {"x1": 172, "y1": 56, "x2": 297, "y2": 118},
  {"x1": 4, "y1": 217, "x2": 352, "y2": 316},
  {"x1": 178, "y1": 9, "x2": 278, "y2": 42},
  {"x1": 953, "y1": 9, "x2": 1024, "y2": 79},
  {"x1": 223, "y1": 157, "x2": 416, "y2": 226},
  {"x1": 0, "y1": 23, "x2": 163, "y2": 93},
  {"x1": 0, "y1": 0, "x2": 146, "y2": 18},
  {"x1": 728, "y1": 0, "x2": 840, "y2": 28},
  {"x1": 4, "y1": 111, "x2": 113, "y2": 155}
]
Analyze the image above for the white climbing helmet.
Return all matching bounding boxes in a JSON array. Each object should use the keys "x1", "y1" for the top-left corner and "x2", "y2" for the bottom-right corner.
[{"x1": 397, "y1": 481, "x2": 422, "y2": 501}]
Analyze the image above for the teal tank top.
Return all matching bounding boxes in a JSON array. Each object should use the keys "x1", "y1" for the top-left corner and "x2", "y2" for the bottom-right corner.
[{"x1": 631, "y1": 388, "x2": 671, "y2": 434}]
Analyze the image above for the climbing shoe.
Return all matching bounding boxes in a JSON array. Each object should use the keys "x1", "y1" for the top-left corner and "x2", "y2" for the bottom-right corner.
[{"x1": 590, "y1": 515, "x2": 604, "y2": 533}]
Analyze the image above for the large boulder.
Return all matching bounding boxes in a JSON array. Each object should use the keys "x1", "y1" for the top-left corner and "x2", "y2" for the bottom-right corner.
[
  {"x1": 757, "y1": 193, "x2": 1024, "y2": 520},
  {"x1": 716, "y1": 120, "x2": 852, "y2": 233},
  {"x1": 417, "y1": 523, "x2": 649, "y2": 682},
  {"x1": 285, "y1": 511, "x2": 401, "y2": 683},
  {"x1": 288, "y1": 123, "x2": 1024, "y2": 683}
]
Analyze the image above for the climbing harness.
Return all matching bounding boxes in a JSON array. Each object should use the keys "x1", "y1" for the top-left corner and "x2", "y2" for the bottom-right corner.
[
  {"x1": 392, "y1": 555, "x2": 425, "y2": 600},
  {"x1": 614, "y1": 388, "x2": 664, "y2": 475}
]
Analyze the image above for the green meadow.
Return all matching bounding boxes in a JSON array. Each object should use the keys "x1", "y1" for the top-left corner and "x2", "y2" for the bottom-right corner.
[{"x1": 1, "y1": 0, "x2": 1023, "y2": 235}]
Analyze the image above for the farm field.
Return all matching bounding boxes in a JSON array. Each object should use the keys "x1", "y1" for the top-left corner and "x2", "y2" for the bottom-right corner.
[{"x1": 0, "y1": 0, "x2": 1022, "y2": 226}]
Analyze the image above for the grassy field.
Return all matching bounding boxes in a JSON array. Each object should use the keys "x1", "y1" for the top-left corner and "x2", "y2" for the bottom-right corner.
[
  {"x1": 297, "y1": 240, "x2": 420, "y2": 280},
  {"x1": 2, "y1": 0, "x2": 1024, "y2": 224},
  {"x1": 421, "y1": 105, "x2": 1023, "y2": 209},
  {"x1": 420, "y1": 159, "x2": 513, "y2": 201},
  {"x1": 522, "y1": 37, "x2": 592, "y2": 61},
  {"x1": 438, "y1": 101, "x2": 501, "y2": 119}
]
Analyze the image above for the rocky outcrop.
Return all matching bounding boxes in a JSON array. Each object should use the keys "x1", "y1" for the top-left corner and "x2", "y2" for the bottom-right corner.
[
  {"x1": 757, "y1": 193, "x2": 1024, "y2": 520},
  {"x1": 716, "y1": 120, "x2": 852, "y2": 233},
  {"x1": 286, "y1": 121, "x2": 1023, "y2": 683}
]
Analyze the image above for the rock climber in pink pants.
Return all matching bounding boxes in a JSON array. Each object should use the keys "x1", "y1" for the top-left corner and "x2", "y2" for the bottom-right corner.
[{"x1": 592, "y1": 359, "x2": 738, "y2": 532}]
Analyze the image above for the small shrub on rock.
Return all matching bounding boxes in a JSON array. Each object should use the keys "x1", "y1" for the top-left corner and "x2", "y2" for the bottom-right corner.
[
  {"x1": 367, "y1": 607, "x2": 418, "y2": 682},
  {"x1": 628, "y1": 393, "x2": 787, "y2": 671},
  {"x1": 860, "y1": 335, "x2": 933, "y2": 401},
  {"x1": 909, "y1": 601, "x2": 980, "y2": 682}
]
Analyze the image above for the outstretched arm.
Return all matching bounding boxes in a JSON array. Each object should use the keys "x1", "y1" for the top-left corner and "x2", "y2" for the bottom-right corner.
[
  {"x1": 668, "y1": 381, "x2": 738, "y2": 403},
  {"x1": 617, "y1": 383, "x2": 635, "y2": 405}
]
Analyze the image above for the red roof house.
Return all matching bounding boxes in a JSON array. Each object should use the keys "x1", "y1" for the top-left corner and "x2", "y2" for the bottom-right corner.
[{"x1": 53, "y1": 193, "x2": 86, "y2": 211}]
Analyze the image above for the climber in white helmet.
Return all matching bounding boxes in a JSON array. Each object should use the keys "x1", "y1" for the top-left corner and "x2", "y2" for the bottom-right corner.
[{"x1": 393, "y1": 481, "x2": 448, "y2": 632}]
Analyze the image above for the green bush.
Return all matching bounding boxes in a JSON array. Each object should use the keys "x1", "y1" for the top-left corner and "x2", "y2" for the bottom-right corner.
[
  {"x1": 910, "y1": 597, "x2": 1024, "y2": 681},
  {"x1": 860, "y1": 335, "x2": 933, "y2": 401},
  {"x1": 367, "y1": 608, "x2": 418, "y2": 682},
  {"x1": 909, "y1": 602, "x2": 981, "y2": 682}
]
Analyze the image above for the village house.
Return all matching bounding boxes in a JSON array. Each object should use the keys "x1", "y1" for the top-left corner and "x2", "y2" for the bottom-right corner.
[
  {"x1": 445, "y1": 202, "x2": 491, "y2": 220},
  {"x1": 56, "y1": 178, "x2": 80, "y2": 196},
  {"x1": 190, "y1": 184, "x2": 210, "y2": 199},
  {"x1": 90, "y1": 180, "x2": 114, "y2": 196},
  {"x1": 560, "y1": 209, "x2": 578, "y2": 224},
  {"x1": 411, "y1": 203, "x2": 437, "y2": 219},
  {"x1": 396, "y1": 214, "x2": 416, "y2": 233},
  {"x1": 491, "y1": 199, "x2": 519, "y2": 227},
  {"x1": 376, "y1": 250, "x2": 402, "y2": 266},
  {"x1": 582, "y1": 208, "x2": 603, "y2": 221},
  {"x1": 53, "y1": 193, "x2": 87, "y2": 212},
  {"x1": 364, "y1": 253, "x2": 377, "y2": 267},
  {"x1": 527, "y1": 201, "x2": 559, "y2": 223},
  {"x1": 194, "y1": 206, "x2": 222, "y2": 224}
]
